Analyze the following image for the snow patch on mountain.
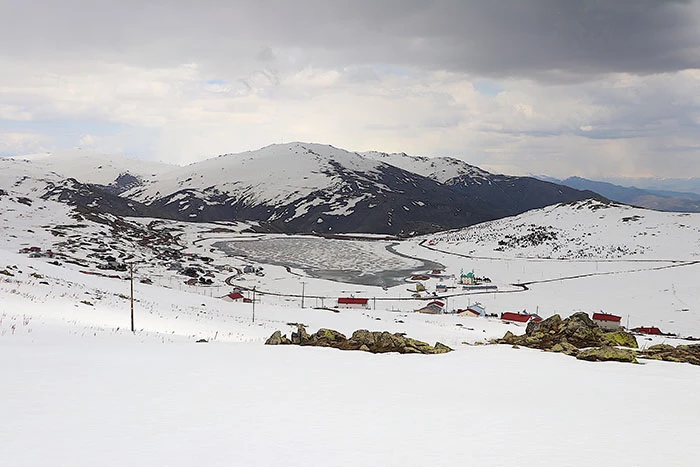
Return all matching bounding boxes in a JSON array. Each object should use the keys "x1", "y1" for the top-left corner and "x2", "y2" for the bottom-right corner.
[{"x1": 362, "y1": 150, "x2": 491, "y2": 184}]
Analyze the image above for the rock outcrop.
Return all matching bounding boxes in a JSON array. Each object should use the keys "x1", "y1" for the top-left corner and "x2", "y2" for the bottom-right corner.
[
  {"x1": 265, "y1": 324, "x2": 452, "y2": 355},
  {"x1": 497, "y1": 312, "x2": 640, "y2": 363},
  {"x1": 576, "y1": 346, "x2": 638, "y2": 363},
  {"x1": 639, "y1": 344, "x2": 700, "y2": 365},
  {"x1": 497, "y1": 312, "x2": 638, "y2": 353}
]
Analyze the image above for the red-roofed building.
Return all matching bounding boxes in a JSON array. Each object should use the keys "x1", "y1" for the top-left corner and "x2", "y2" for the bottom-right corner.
[
  {"x1": 592, "y1": 312, "x2": 622, "y2": 331},
  {"x1": 633, "y1": 326, "x2": 662, "y2": 335},
  {"x1": 337, "y1": 297, "x2": 369, "y2": 309},
  {"x1": 223, "y1": 292, "x2": 245, "y2": 302},
  {"x1": 501, "y1": 312, "x2": 542, "y2": 324}
]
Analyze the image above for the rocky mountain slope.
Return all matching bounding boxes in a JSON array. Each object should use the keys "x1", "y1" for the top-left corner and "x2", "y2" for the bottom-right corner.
[
  {"x1": 3, "y1": 143, "x2": 598, "y2": 236},
  {"x1": 363, "y1": 150, "x2": 599, "y2": 216}
]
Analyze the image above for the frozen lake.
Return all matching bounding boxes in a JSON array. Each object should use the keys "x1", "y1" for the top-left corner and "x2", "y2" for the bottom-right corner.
[{"x1": 214, "y1": 237, "x2": 444, "y2": 287}]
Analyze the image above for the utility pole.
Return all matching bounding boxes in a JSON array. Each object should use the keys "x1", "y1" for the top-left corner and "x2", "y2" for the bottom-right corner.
[
  {"x1": 129, "y1": 263, "x2": 135, "y2": 333},
  {"x1": 252, "y1": 286, "x2": 256, "y2": 323},
  {"x1": 301, "y1": 281, "x2": 306, "y2": 309}
]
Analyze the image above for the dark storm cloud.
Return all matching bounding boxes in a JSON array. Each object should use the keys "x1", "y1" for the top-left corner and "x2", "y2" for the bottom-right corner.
[{"x1": 1, "y1": 0, "x2": 698, "y2": 79}]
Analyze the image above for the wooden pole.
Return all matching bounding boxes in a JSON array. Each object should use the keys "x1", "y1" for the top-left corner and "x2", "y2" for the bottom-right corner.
[
  {"x1": 130, "y1": 263, "x2": 135, "y2": 333},
  {"x1": 301, "y1": 282, "x2": 306, "y2": 309},
  {"x1": 252, "y1": 286, "x2": 256, "y2": 323}
]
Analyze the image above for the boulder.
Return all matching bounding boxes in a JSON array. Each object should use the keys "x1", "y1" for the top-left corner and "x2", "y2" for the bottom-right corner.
[
  {"x1": 576, "y1": 346, "x2": 638, "y2": 364},
  {"x1": 265, "y1": 331, "x2": 284, "y2": 345},
  {"x1": 497, "y1": 312, "x2": 637, "y2": 352},
  {"x1": 264, "y1": 327, "x2": 452, "y2": 355},
  {"x1": 639, "y1": 344, "x2": 700, "y2": 366},
  {"x1": 290, "y1": 324, "x2": 311, "y2": 345},
  {"x1": 434, "y1": 342, "x2": 453, "y2": 354},
  {"x1": 549, "y1": 342, "x2": 578, "y2": 356},
  {"x1": 308, "y1": 328, "x2": 347, "y2": 347},
  {"x1": 602, "y1": 331, "x2": 638, "y2": 349}
]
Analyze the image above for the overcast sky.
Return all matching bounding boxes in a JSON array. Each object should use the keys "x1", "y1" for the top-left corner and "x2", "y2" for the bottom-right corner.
[{"x1": 2, "y1": 0, "x2": 700, "y2": 177}]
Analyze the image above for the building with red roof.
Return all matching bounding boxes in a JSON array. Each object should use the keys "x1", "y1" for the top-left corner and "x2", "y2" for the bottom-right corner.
[
  {"x1": 223, "y1": 292, "x2": 245, "y2": 302},
  {"x1": 633, "y1": 326, "x2": 662, "y2": 335},
  {"x1": 501, "y1": 312, "x2": 542, "y2": 324},
  {"x1": 337, "y1": 297, "x2": 369, "y2": 309},
  {"x1": 592, "y1": 312, "x2": 622, "y2": 331}
]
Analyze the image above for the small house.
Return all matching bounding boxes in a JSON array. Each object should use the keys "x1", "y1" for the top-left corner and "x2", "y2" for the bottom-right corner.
[
  {"x1": 592, "y1": 312, "x2": 622, "y2": 331},
  {"x1": 501, "y1": 311, "x2": 542, "y2": 324},
  {"x1": 436, "y1": 283, "x2": 447, "y2": 292},
  {"x1": 458, "y1": 303, "x2": 486, "y2": 317},
  {"x1": 337, "y1": 297, "x2": 369, "y2": 309},
  {"x1": 415, "y1": 300, "x2": 445, "y2": 315},
  {"x1": 223, "y1": 292, "x2": 245, "y2": 302}
]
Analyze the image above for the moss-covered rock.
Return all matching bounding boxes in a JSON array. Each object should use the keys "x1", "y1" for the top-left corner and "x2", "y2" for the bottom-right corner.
[
  {"x1": 264, "y1": 327, "x2": 451, "y2": 355},
  {"x1": 639, "y1": 344, "x2": 700, "y2": 366},
  {"x1": 602, "y1": 331, "x2": 638, "y2": 349},
  {"x1": 550, "y1": 342, "x2": 579, "y2": 356},
  {"x1": 310, "y1": 328, "x2": 347, "y2": 347},
  {"x1": 497, "y1": 312, "x2": 637, "y2": 356},
  {"x1": 434, "y1": 342, "x2": 453, "y2": 354},
  {"x1": 576, "y1": 346, "x2": 638, "y2": 364}
]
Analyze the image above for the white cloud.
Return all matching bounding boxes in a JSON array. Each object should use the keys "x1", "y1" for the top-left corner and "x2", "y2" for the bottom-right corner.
[{"x1": 0, "y1": 132, "x2": 48, "y2": 155}]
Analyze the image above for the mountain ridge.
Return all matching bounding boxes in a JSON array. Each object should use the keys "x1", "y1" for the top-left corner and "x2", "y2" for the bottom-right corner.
[{"x1": 3, "y1": 142, "x2": 600, "y2": 236}]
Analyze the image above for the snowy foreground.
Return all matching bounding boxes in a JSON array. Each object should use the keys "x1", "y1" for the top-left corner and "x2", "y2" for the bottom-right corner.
[
  {"x1": 2, "y1": 341, "x2": 699, "y2": 467},
  {"x1": 2, "y1": 260, "x2": 700, "y2": 466}
]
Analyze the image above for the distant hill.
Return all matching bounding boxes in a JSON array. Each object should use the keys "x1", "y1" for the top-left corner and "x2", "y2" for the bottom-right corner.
[
  {"x1": 559, "y1": 177, "x2": 700, "y2": 213},
  {"x1": 429, "y1": 198, "x2": 700, "y2": 260}
]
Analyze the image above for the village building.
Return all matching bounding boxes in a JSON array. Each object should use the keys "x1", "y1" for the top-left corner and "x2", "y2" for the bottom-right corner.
[
  {"x1": 592, "y1": 312, "x2": 622, "y2": 331},
  {"x1": 222, "y1": 292, "x2": 245, "y2": 302},
  {"x1": 458, "y1": 303, "x2": 486, "y2": 317},
  {"x1": 633, "y1": 326, "x2": 662, "y2": 335},
  {"x1": 337, "y1": 297, "x2": 369, "y2": 309},
  {"x1": 415, "y1": 300, "x2": 445, "y2": 315},
  {"x1": 501, "y1": 311, "x2": 543, "y2": 324}
]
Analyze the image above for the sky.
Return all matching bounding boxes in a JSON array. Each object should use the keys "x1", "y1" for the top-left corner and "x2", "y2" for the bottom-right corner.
[{"x1": 2, "y1": 0, "x2": 700, "y2": 177}]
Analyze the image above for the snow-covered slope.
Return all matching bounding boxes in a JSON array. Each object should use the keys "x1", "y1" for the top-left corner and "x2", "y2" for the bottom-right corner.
[
  {"x1": 363, "y1": 149, "x2": 599, "y2": 218},
  {"x1": 120, "y1": 142, "x2": 512, "y2": 235},
  {"x1": 429, "y1": 199, "x2": 700, "y2": 260},
  {"x1": 362, "y1": 151, "x2": 492, "y2": 184},
  {"x1": 10, "y1": 150, "x2": 175, "y2": 187},
  {"x1": 130, "y1": 143, "x2": 386, "y2": 206}
]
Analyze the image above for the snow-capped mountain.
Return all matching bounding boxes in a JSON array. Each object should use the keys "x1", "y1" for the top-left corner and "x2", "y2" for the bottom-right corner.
[
  {"x1": 364, "y1": 150, "x2": 597, "y2": 216},
  {"x1": 2, "y1": 143, "x2": 598, "y2": 235}
]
